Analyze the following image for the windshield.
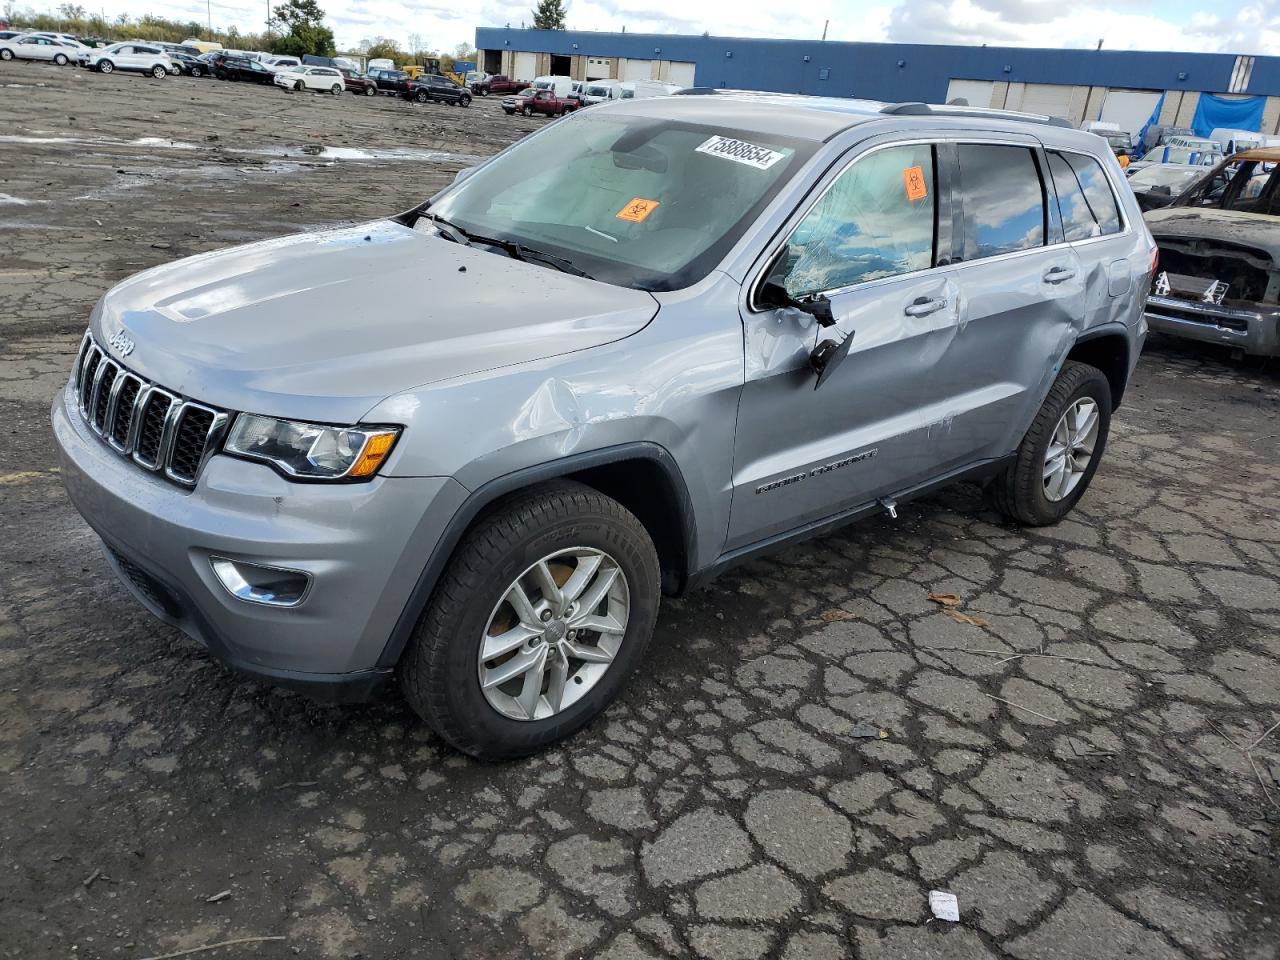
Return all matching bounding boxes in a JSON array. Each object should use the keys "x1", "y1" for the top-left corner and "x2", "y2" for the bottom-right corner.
[
  {"x1": 1130, "y1": 165, "x2": 1203, "y2": 189},
  {"x1": 1104, "y1": 135, "x2": 1131, "y2": 149},
  {"x1": 424, "y1": 113, "x2": 815, "y2": 291}
]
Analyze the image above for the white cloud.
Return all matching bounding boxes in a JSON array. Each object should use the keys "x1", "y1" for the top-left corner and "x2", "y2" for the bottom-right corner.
[{"x1": 77, "y1": 0, "x2": 1277, "y2": 56}]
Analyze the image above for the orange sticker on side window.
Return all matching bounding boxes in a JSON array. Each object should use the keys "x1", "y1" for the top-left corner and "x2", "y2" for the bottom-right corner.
[
  {"x1": 616, "y1": 197, "x2": 660, "y2": 223},
  {"x1": 903, "y1": 165, "x2": 928, "y2": 201}
]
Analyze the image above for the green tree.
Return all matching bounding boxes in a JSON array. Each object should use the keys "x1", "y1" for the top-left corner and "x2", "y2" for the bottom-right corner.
[
  {"x1": 361, "y1": 37, "x2": 408, "y2": 63},
  {"x1": 269, "y1": 0, "x2": 335, "y2": 57},
  {"x1": 530, "y1": 0, "x2": 566, "y2": 30}
]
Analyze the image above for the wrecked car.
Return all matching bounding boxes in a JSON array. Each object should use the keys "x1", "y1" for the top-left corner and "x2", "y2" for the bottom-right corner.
[{"x1": 1144, "y1": 147, "x2": 1280, "y2": 356}]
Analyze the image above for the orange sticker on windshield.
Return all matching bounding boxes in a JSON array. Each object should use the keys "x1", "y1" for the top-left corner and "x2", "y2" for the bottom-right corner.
[
  {"x1": 616, "y1": 197, "x2": 660, "y2": 223},
  {"x1": 903, "y1": 165, "x2": 928, "y2": 201}
]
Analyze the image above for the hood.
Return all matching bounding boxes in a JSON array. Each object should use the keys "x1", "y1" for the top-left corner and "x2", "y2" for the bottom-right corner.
[
  {"x1": 1143, "y1": 207, "x2": 1280, "y2": 261},
  {"x1": 91, "y1": 220, "x2": 659, "y2": 423}
]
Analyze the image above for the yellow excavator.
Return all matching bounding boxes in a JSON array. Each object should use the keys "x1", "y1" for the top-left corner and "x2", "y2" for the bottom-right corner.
[{"x1": 402, "y1": 58, "x2": 468, "y2": 86}]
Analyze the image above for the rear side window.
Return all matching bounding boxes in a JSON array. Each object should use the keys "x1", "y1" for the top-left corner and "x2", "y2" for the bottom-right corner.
[
  {"x1": 1048, "y1": 151, "x2": 1123, "y2": 241},
  {"x1": 956, "y1": 144, "x2": 1046, "y2": 260},
  {"x1": 781, "y1": 144, "x2": 937, "y2": 296}
]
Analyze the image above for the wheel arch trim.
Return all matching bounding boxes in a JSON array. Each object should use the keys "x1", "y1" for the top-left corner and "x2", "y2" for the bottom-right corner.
[{"x1": 375, "y1": 441, "x2": 696, "y2": 669}]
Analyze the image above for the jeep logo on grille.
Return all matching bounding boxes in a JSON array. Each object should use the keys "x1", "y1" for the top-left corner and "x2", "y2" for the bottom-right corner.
[{"x1": 107, "y1": 329, "x2": 135, "y2": 357}]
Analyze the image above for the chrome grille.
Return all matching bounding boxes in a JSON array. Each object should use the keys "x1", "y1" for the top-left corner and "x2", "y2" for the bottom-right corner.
[{"x1": 72, "y1": 332, "x2": 231, "y2": 487}]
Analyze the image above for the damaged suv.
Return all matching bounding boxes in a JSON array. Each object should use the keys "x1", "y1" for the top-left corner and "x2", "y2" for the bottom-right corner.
[
  {"x1": 1144, "y1": 147, "x2": 1280, "y2": 356},
  {"x1": 53, "y1": 95, "x2": 1153, "y2": 759}
]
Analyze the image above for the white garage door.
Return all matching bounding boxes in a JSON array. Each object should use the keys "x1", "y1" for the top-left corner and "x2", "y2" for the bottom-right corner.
[
  {"x1": 1100, "y1": 90, "x2": 1162, "y2": 136},
  {"x1": 585, "y1": 57, "x2": 612, "y2": 80},
  {"x1": 1019, "y1": 84, "x2": 1076, "y2": 121},
  {"x1": 512, "y1": 51, "x2": 537, "y2": 81},
  {"x1": 945, "y1": 79, "x2": 995, "y2": 108},
  {"x1": 667, "y1": 61, "x2": 695, "y2": 87},
  {"x1": 621, "y1": 58, "x2": 653, "y2": 82}
]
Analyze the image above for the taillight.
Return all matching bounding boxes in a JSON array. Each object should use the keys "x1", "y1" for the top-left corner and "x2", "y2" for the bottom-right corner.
[{"x1": 1150, "y1": 244, "x2": 1159, "y2": 277}]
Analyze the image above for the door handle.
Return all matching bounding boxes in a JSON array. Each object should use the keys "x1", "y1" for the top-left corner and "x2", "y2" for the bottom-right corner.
[
  {"x1": 1043, "y1": 266, "x2": 1077, "y2": 284},
  {"x1": 904, "y1": 296, "x2": 947, "y2": 317}
]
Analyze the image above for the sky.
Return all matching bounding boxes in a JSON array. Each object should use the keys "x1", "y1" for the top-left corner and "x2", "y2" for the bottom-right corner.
[{"x1": 62, "y1": 0, "x2": 1280, "y2": 57}]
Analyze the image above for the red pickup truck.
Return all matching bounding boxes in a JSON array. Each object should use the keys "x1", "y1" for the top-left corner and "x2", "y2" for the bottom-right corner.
[
  {"x1": 471, "y1": 74, "x2": 524, "y2": 96},
  {"x1": 502, "y1": 88, "x2": 579, "y2": 118}
]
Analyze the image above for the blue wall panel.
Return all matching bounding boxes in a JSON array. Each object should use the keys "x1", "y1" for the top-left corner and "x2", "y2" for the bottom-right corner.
[{"x1": 474, "y1": 28, "x2": 1277, "y2": 99}]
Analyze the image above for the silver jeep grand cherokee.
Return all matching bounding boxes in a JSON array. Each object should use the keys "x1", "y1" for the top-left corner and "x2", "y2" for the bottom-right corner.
[{"x1": 53, "y1": 94, "x2": 1154, "y2": 759}]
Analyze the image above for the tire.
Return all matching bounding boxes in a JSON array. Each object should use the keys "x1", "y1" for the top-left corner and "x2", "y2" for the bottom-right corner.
[
  {"x1": 415, "y1": 89, "x2": 428, "y2": 103},
  {"x1": 987, "y1": 361, "x2": 1112, "y2": 526},
  {"x1": 330, "y1": 83, "x2": 342, "y2": 95},
  {"x1": 460, "y1": 95, "x2": 471, "y2": 107},
  {"x1": 189, "y1": 65, "x2": 203, "y2": 77},
  {"x1": 99, "y1": 59, "x2": 114, "y2": 73},
  {"x1": 503, "y1": 108, "x2": 514, "y2": 115},
  {"x1": 53, "y1": 53, "x2": 68, "y2": 65},
  {"x1": 294, "y1": 80, "x2": 304, "y2": 92},
  {"x1": 364, "y1": 84, "x2": 375, "y2": 96},
  {"x1": 151, "y1": 64, "x2": 166, "y2": 79},
  {"x1": 214, "y1": 68, "x2": 226, "y2": 80},
  {"x1": 400, "y1": 481, "x2": 661, "y2": 760},
  {"x1": 0, "y1": 49, "x2": 12, "y2": 61},
  {"x1": 521, "y1": 106, "x2": 531, "y2": 117}
]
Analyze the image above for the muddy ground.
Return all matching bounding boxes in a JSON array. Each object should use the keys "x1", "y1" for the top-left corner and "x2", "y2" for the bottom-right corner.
[{"x1": 2, "y1": 61, "x2": 1279, "y2": 960}]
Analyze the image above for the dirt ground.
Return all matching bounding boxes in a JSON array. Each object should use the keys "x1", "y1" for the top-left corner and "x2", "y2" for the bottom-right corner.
[{"x1": 2, "y1": 62, "x2": 1279, "y2": 960}]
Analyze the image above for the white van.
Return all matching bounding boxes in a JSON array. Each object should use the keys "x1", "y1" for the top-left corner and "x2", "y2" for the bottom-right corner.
[
  {"x1": 532, "y1": 75, "x2": 573, "y2": 98},
  {"x1": 367, "y1": 57, "x2": 394, "y2": 72},
  {"x1": 618, "y1": 79, "x2": 681, "y2": 100},
  {"x1": 581, "y1": 78, "x2": 621, "y2": 105},
  {"x1": 1209, "y1": 128, "x2": 1266, "y2": 155}
]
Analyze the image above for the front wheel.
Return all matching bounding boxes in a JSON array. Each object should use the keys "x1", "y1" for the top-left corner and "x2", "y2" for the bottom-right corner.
[
  {"x1": 400, "y1": 482, "x2": 660, "y2": 760},
  {"x1": 521, "y1": 105, "x2": 531, "y2": 116},
  {"x1": 0, "y1": 49, "x2": 12, "y2": 61},
  {"x1": 151, "y1": 64, "x2": 166, "y2": 79},
  {"x1": 53, "y1": 53, "x2": 68, "y2": 65},
  {"x1": 98, "y1": 59, "x2": 114, "y2": 73},
  {"x1": 364, "y1": 84, "x2": 375, "y2": 96},
  {"x1": 294, "y1": 80, "x2": 304, "y2": 92},
  {"x1": 460, "y1": 95, "x2": 471, "y2": 107},
  {"x1": 415, "y1": 89, "x2": 429, "y2": 102},
  {"x1": 988, "y1": 361, "x2": 1112, "y2": 526}
]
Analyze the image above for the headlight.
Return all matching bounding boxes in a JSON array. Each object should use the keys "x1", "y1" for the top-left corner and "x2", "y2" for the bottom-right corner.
[{"x1": 224, "y1": 414, "x2": 399, "y2": 481}]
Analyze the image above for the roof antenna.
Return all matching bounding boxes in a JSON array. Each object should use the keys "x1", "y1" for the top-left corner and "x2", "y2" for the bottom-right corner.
[{"x1": 821, "y1": 19, "x2": 829, "y2": 41}]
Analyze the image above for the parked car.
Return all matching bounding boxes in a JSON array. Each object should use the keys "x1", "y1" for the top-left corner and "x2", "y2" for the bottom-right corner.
[
  {"x1": 0, "y1": 33, "x2": 79, "y2": 64},
  {"x1": 274, "y1": 64, "x2": 346, "y2": 94},
  {"x1": 52, "y1": 96, "x2": 1152, "y2": 760},
  {"x1": 160, "y1": 47, "x2": 208, "y2": 76},
  {"x1": 85, "y1": 42, "x2": 171, "y2": 78},
  {"x1": 0, "y1": 31, "x2": 21, "y2": 41},
  {"x1": 531, "y1": 74, "x2": 573, "y2": 98},
  {"x1": 368, "y1": 68, "x2": 412, "y2": 95},
  {"x1": 261, "y1": 55, "x2": 301, "y2": 72},
  {"x1": 1157, "y1": 136, "x2": 1224, "y2": 167},
  {"x1": 339, "y1": 68, "x2": 378, "y2": 96},
  {"x1": 581, "y1": 79, "x2": 621, "y2": 105},
  {"x1": 502, "y1": 86, "x2": 576, "y2": 117},
  {"x1": 1126, "y1": 163, "x2": 1207, "y2": 211},
  {"x1": 475, "y1": 74, "x2": 524, "y2": 96},
  {"x1": 210, "y1": 54, "x2": 275, "y2": 84},
  {"x1": 405, "y1": 73, "x2": 472, "y2": 106},
  {"x1": 1144, "y1": 147, "x2": 1280, "y2": 356}
]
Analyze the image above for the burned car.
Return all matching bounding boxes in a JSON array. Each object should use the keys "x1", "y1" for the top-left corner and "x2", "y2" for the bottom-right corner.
[{"x1": 1144, "y1": 148, "x2": 1280, "y2": 356}]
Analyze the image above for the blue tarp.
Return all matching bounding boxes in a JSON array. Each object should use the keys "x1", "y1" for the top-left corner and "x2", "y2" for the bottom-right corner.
[
  {"x1": 1190, "y1": 93, "x2": 1266, "y2": 138},
  {"x1": 1134, "y1": 92, "x2": 1165, "y2": 158}
]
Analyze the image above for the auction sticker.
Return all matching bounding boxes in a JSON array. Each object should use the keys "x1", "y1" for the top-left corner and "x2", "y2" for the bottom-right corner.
[
  {"x1": 616, "y1": 197, "x2": 661, "y2": 223},
  {"x1": 903, "y1": 165, "x2": 928, "y2": 201},
  {"x1": 696, "y1": 135, "x2": 786, "y2": 170}
]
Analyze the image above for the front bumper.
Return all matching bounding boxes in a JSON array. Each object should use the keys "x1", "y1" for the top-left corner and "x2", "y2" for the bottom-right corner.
[
  {"x1": 52, "y1": 382, "x2": 468, "y2": 700},
  {"x1": 1145, "y1": 295, "x2": 1280, "y2": 357}
]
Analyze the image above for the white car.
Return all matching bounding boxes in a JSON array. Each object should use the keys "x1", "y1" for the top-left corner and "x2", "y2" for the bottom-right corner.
[
  {"x1": 86, "y1": 43, "x2": 172, "y2": 78},
  {"x1": 274, "y1": 64, "x2": 345, "y2": 94},
  {"x1": 0, "y1": 33, "x2": 79, "y2": 65},
  {"x1": 261, "y1": 55, "x2": 301, "y2": 72}
]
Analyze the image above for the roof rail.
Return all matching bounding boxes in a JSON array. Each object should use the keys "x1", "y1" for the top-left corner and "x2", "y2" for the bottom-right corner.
[
  {"x1": 880, "y1": 102, "x2": 1072, "y2": 128},
  {"x1": 672, "y1": 87, "x2": 720, "y2": 96}
]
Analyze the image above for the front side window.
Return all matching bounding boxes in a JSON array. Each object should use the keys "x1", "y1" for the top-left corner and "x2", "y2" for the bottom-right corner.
[
  {"x1": 956, "y1": 144, "x2": 1046, "y2": 260},
  {"x1": 778, "y1": 144, "x2": 937, "y2": 297},
  {"x1": 427, "y1": 114, "x2": 815, "y2": 291},
  {"x1": 1048, "y1": 151, "x2": 1122, "y2": 241}
]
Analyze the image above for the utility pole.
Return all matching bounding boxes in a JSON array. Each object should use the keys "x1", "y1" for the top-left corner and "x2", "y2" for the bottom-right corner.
[
  {"x1": 1096, "y1": 39, "x2": 1103, "y2": 50},
  {"x1": 207, "y1": 0, "x2": 212, "y2": 39},
  {"x1": 821, "y1": 19, "x2": 828, "y2": 41}
]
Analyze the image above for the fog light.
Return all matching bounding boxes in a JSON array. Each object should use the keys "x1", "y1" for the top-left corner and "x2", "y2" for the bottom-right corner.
[{"x1": 210, "y1": 557, "x2": 311, "y2": 607}]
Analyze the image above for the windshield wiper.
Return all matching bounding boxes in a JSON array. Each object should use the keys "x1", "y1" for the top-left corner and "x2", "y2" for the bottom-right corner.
[{"x1": 421, "y1": 211, "x2": 594, "y2": 280}]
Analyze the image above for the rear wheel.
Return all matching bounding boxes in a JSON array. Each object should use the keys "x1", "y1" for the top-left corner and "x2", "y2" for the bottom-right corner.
[
  {"x1": 99, "y1": 59, "x2": 114, "y2": 73},
  {"x1": 189, "y1": 65, "x2": 203, "y2": 77},
  {"x1": 988, "y1": 361, "x2": 1112, "y2": 526},
  {"x1": 400, "y1": 482, "x2": 660, "y2": 760},
  {"x1": 330, "y1": 83, "x2": 342, "y2": 95}
]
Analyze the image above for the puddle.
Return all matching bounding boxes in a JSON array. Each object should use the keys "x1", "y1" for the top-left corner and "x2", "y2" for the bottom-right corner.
[
  {"x1": 0, "y1": 194, "x2": 44, "y2": 206},
  {"x1": 248, "y1": 144, "x2": 476, "y2": 163}
]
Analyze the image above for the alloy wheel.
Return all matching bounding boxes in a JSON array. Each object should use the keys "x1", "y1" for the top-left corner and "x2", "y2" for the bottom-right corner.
[
  {"x1": 477, "y1": 547, "x2": 629, "y2": 721},
  {"x1": 1043, "y1": 398, "x2": 1099, "y2": 502}
]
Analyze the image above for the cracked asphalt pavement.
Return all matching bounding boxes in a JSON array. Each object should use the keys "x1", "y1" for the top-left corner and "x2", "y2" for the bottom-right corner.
[{"x1": 2, "y1": 64, "x2": 1279, "y2": 960}]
